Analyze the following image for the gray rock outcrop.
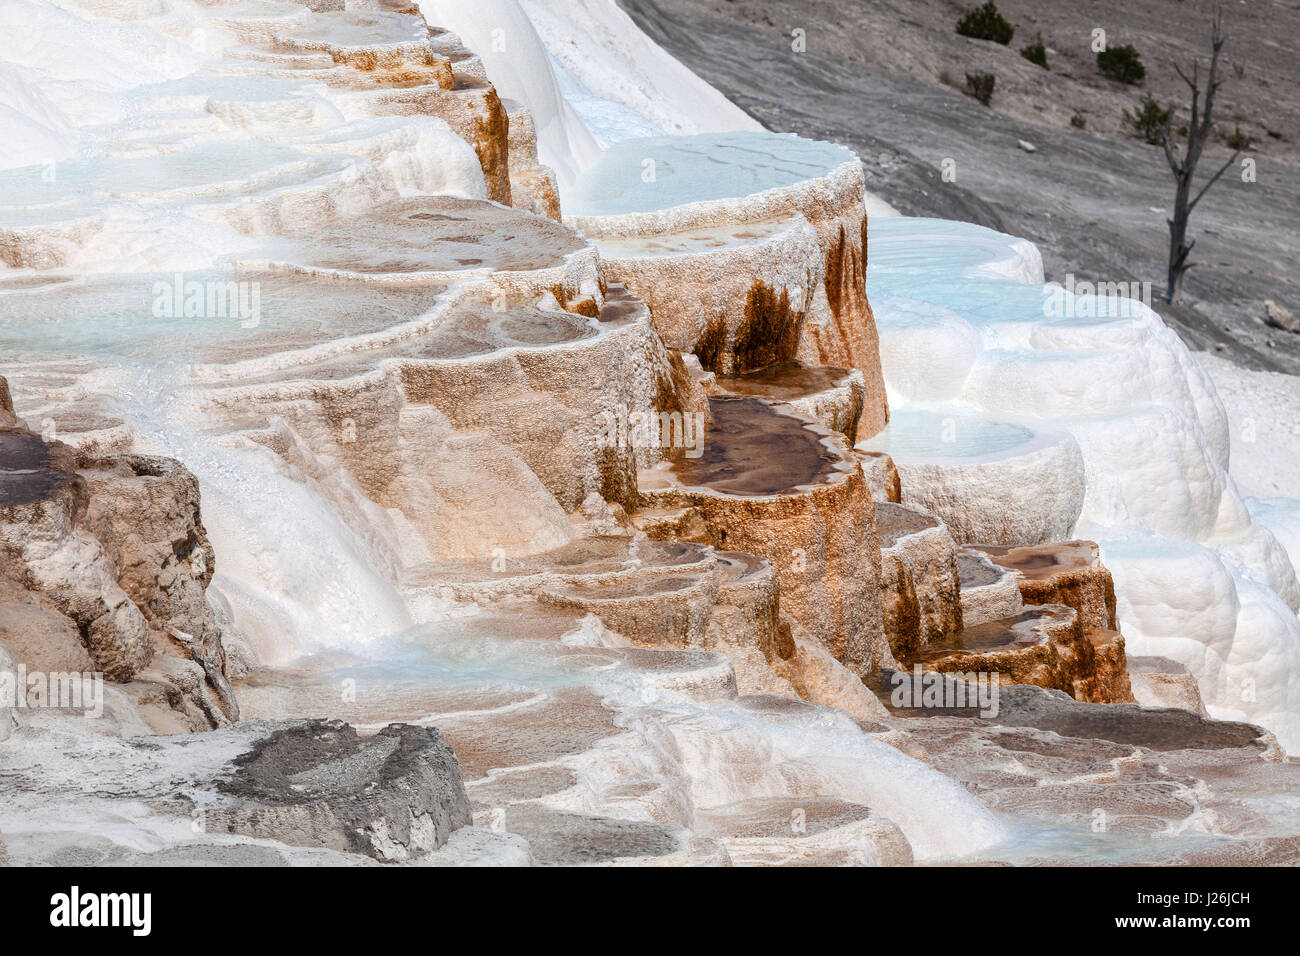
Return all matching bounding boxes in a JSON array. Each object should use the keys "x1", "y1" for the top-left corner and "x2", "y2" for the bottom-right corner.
[{"x1": 206, "y1": 720, "x2": 472, "y2": 861}]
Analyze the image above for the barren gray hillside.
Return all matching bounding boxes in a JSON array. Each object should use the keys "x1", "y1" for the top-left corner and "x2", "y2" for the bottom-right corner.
[{"x1": 620, "y1": 0, "x2": 1300, "y2": 373}]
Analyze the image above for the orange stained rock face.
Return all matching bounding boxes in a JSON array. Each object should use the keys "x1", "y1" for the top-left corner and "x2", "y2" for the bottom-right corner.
[
  {"x1": 907, "y1": 605, "x2": 1134, "y2": 704},
  {"x1": 875, "y1": 502, "x2": 963, "y2": 661},
  {"x1": 471, "y1": 86, "x2": 513, "y2": 206},
  {"x1": 809, "y1": 217, "x2": 888, "y2": 438},
  {"x1": 327, "y1": 52, "x2": 456, "y2": 89},
  {"x1": 972, "y1": 541, "x2": 1118, "y2": 630},
  {"x1": 692, "y1": 314, "x2": 729, "y2": 373},
  {"x1": 637, "y1": 397, "x2": 889, "y2": 675},
  {"x1": 733, "y1": 281, "x2": 806, "y2": 373}
]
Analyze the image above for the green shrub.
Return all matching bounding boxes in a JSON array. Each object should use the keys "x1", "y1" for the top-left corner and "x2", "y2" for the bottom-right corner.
[
  {"x1": 1225, "y1": 125, "x2": 1251, "y2": 150},
  {"x1": 956, "y1": 3, "x2": 1014, "y2": 45},
  {"x1": 1021, "y1": 34, "x2": 1048, "y2": 69},
  {"x1": 1097, "y1": 44, "x2": 1146, "y2": 84},
  {"x1": 1070, "y1": 112, "x2": 1087, "y2": 129},
  {"x1": 1123, "y1": 94, "x2": 1173, "y2": 144},
  {"x1": 965, "y1": 72, "x2": 996, "y2": 106}
]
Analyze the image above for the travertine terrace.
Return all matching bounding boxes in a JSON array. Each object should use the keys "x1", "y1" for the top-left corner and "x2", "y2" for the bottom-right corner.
[{"x1": 1, "y1": 0, "x2": 1299, "y2": 868}]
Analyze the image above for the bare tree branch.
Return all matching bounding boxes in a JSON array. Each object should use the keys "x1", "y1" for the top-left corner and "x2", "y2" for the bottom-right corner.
[
  {"x1": 1189, "y1": 151, "x2": 1241, "y2": 213},
  {"x1": 1160, "y1": 4, "x2": 1236, "y2": 303}
]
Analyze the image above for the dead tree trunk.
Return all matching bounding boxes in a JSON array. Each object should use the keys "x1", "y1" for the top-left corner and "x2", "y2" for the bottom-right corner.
[{"x1": 1160, "y1": 5, "x2": 1240, "y2": 304}]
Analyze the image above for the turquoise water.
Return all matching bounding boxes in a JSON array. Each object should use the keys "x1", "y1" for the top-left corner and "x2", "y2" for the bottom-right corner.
[
  {"x1": 860, "y1": 408, "x2": 1035, "y2": 461},
  {"x1": 0, "y1": 270, "x2": 445, "y2": 362},
  {"x1": 566, "y1": 131, "x2": 855, "y2": 217}
]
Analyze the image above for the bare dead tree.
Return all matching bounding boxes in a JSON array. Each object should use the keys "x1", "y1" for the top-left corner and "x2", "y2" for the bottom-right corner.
[{"x1": 1160, "y1": 5, "x2": 1240, "y2": 304}]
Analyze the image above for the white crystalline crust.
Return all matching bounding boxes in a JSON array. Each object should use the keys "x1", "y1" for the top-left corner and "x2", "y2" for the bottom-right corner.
[
  {"x1": 415, "y1": 0, "x2": 601, "y2": 190},
  {"x1": 867, "y1": 217, "x2": 1300, "y2": 749},
  {"x1": 519, "y1": 0, "x2": 761, "y2": 139},
  {"x1": 416, "y1": 0, "x2": 762, "y2": 188}
]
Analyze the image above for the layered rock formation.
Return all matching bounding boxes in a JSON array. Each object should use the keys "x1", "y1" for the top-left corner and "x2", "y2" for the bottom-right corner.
[
  {"x1": 569, "y1": 132, "x2": 889, "y2": 438},
  {"x1": 907, "y1": 604, "x2": 1134, "y2": 705},
  {"x1": 968, "y1": 541, "x2": 1118, "y2": 630},
  {"x1": 636, "y1": 397, "x2": 891, "y2": 675},
  {"x1": 875, "y1": 502, "x2": 963, "y2": 661},
  {"x1": 862, "y1": 216, "x2": 1300, "y2": 748},
  {"x1": 860, "y1": 409, "x2": 1086, "y2": 546},
  {"x1": 0, "y1": 383, "x2": 236, "y2": 730}
]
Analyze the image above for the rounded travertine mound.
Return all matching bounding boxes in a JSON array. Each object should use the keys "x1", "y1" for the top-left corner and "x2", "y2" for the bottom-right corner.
[
  {"x1": 866, "y1": 217, "x2": 1300, "y2": 748},
  {"x1": 637, "y1": 396, "x2": 890, "y2": 675},
  {"x1": 909, "y1": 604, "x2": 1134, "y2": 704},
  {"x1": 565, "y1": 132, "x2": 858, "y2": 228},
  {"x1": 968, "y1": 540, "x2": 1118, "y2": 630},
  {"x1": 875, "y1": 502, "x2": 962, "y2": 661},
  {"x1": 715, "y1": 362, "x2": 865, "y2": 444},
  {"x1": 957, "y1": 549, "x2": 1024, "y2": 628},
  {"x1": 568, "y1": 132, "x2": 888, "y2": 439},
  {"x1": 859, "y1": 408, "x2": 1085, "y2": 545},
  {"x1": 594, "y1": 214, "x2": 821, "y2": 374}
]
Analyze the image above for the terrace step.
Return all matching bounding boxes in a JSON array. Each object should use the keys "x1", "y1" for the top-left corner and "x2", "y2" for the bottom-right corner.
[{"x1": 636, "y1": 395, "x2": 890, "y2": 676}]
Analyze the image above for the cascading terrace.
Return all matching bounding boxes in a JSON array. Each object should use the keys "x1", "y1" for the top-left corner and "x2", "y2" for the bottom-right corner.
[{"x1": 0, "y1": 0, "x2": 1298, "y2": 868}]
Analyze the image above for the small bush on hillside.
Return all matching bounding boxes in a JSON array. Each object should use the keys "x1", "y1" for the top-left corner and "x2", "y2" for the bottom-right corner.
[
  {"x1": 1123, "y1": 94, "x2": 1173, "y2": 144},
  {"x1": 1225, "y1": 125, "x2": 1251, "y2": 150},
  {"x1": 1097, "y1": 44, "x2": 1146, "y2": 84},
  {"x1": 1070, "y1": 112, "x2": 1087, "y2": 129},
  {"x1": 956, "y1": 3, "x2": 1014, "y2": 45},
  {"x1": 1021, "y1": 34, "x2": 1048, "y2": 69},
  {"x1": 965, "y1": 72, "x2": 996, "y2": 106}
]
